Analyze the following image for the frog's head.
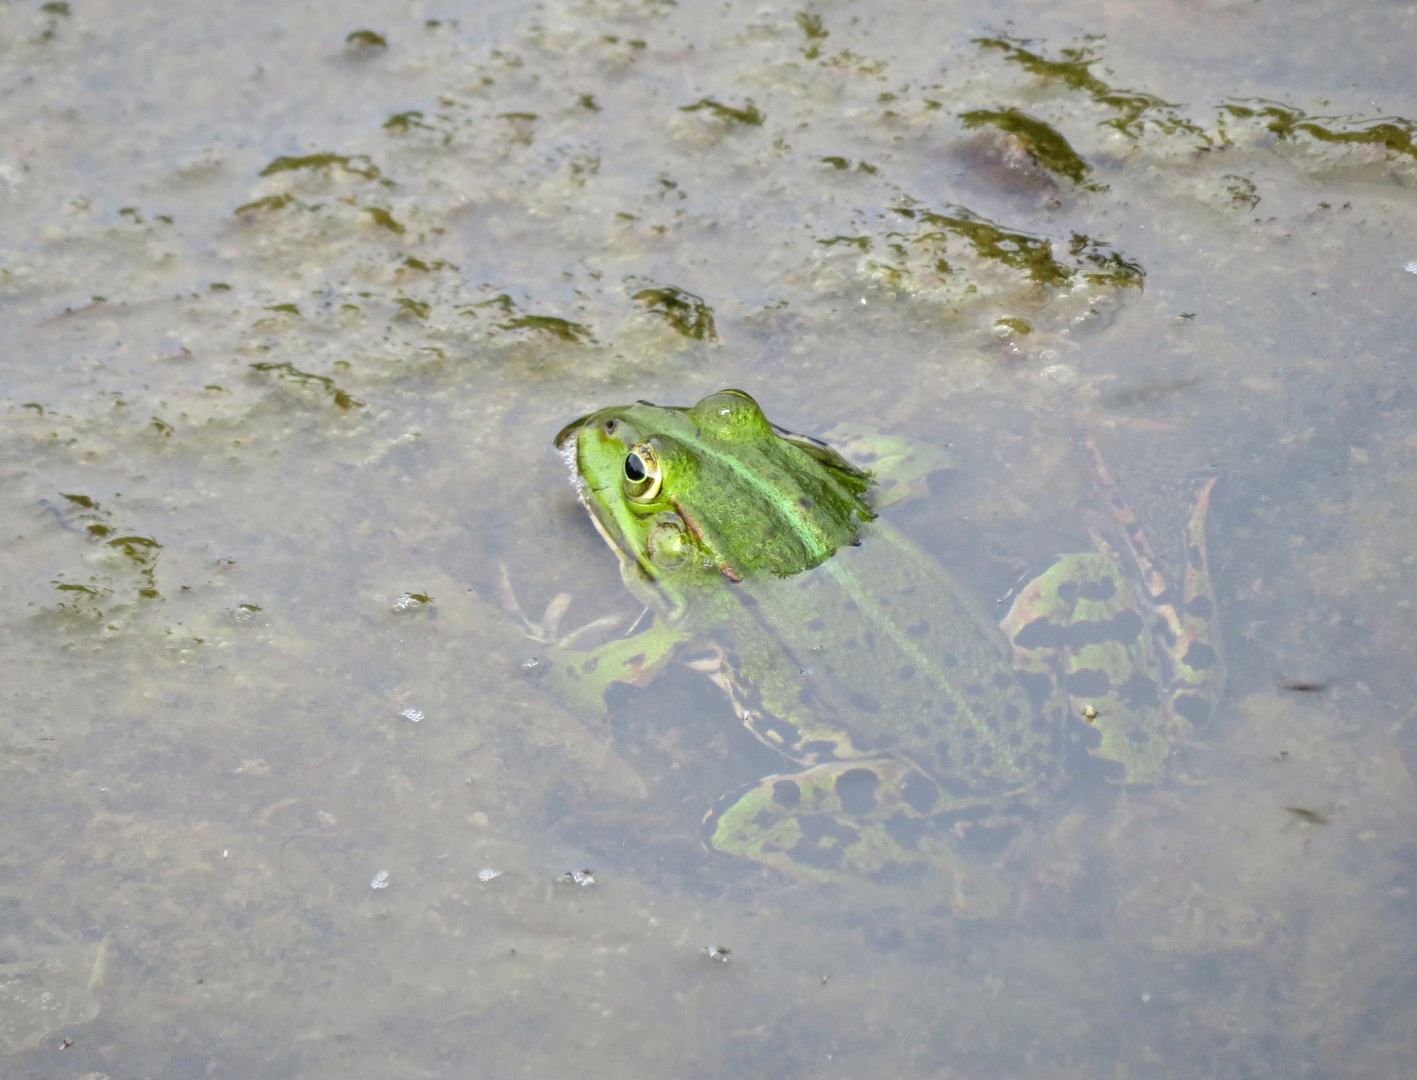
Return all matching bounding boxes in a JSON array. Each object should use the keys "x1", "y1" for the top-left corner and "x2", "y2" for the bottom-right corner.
[{"x1": 554, "y1": 389, "x2": 875, "y2": 600}]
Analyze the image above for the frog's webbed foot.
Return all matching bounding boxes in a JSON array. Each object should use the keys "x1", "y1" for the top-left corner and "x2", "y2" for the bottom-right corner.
[
  {"x1": 497, "y1": 564, "x2": 691, "y2": 714},
  {"x1": 495, "y1": 562, "x2": 627, "y2": 647}
]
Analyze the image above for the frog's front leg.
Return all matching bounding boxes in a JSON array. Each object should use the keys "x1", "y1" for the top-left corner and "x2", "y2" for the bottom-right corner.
[
  {"x1": 543, "y1": 617, "x2": 691, "y2": 716},
  {"x1": 495, "y1": 562, "x2": 622, "y2": 646},
  {"x1": 496, "y1": 564, "x2": 692, "y2": 715}
]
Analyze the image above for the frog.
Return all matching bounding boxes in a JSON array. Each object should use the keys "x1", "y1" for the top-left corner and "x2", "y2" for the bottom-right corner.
[{"x1": 522, "y1": 388, "x2": 1220, "y2": 898}]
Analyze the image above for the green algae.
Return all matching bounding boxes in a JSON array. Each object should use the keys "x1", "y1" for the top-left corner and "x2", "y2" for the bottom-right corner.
[
  {"x1": 249, "y1": 361, "x2": 364, "y2": 409},
  {"x1": 345, "y1": 30, "x2": 388, "y2": 49},
  {"x1": 1221, "y1": 99, "x2": 1417, "y2": 160},
  {"x1": 975, "y1": 35, "x2": 1208, "y2": 142},
  {"x1": 234, "y1": 194, "x2": 296, "y2": 215},
  {"x1": 1223, "y1": 174, "x2": 1260, "y2": 211},
  {"x1": 679, "y1": 98, "x2": 765, "y2": 126},
  {"x1": 500, "y1": 316, "x2": 593, "y2": 343},
  {"x1": 394, "y1": 297, "x2": 431, "y2": 319},
  {"x1": 363, "y1": 207, "x2": 406, "y2": 233},
  {"x1": 384, "y1": 111, "x2": 432, "y2": 133},
  {"x1": 959, "y1": 107, "x2": 1103, "y2": 188},
  {"x1": 631, "y1": 286, "x2": 717, "y2": 341},
  {"x1": 895, "y1": 205, "x2": 1074, "y2": 287},
  {"x1": 796, "y1": 11, "x2": 829, "y2": 60},
  {"x1": 258, "y1": 153, "x2": 381, "y2": 181},
  {"x1": 1069, "y1": 233, "x2": 1146, "y2": 289}
]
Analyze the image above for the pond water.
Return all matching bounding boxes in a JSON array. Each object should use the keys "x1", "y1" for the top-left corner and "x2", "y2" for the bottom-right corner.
[{"x1": 2, "y1": 0, "x2": 1416, "y2": 1076}]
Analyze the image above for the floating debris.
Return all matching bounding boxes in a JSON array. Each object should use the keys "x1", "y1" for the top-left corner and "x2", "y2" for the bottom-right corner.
[
  {"x1": 560, "y1": 869, "x2": 595, "y2": 887},
  {"x1": 679, "y1": 98, "x2": 764, "y2": 126},
  {"x1": 232, "y1": 602, "x2": 262, "y2": 624},
  {"x1": 477, "y1": 867, "x2": 502, "y2": 883},
  {"x1": 370, "y1": 870, "x2": 390, "y2": 889},
  {"x1": 399, "y1": 708, "x2": 424, "y2": 723},
  {"x1": 345, "y1": 29, "x2": 388, "y2": 51},
  {"x1": 391, "y1": 592, "x2": 432, "y2": 613},
  {"x1": 701, "y1": 945, "x2": 732, "y2": 963}
]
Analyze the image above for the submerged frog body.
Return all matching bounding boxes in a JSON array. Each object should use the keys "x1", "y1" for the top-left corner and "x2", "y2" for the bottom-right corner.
[{"x1": 540, "y1": 389, "x2": 1219, "y2": 892}]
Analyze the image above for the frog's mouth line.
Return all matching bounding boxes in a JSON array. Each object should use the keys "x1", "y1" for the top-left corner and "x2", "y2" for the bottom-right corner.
[
  {"x1": 560, "y1": 429, "x2": 639, "y2": 556},
  {"x1": 583, "y1": 494, "x2": 632, "y2": 567},
  {"x1": 582, "y1": 494, "x2": 695, "y2": 619}
]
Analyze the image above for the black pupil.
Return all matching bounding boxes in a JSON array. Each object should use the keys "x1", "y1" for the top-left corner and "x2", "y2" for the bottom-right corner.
[{"x1": 624, "y1": 453, "x2": 647, "y2": 482}]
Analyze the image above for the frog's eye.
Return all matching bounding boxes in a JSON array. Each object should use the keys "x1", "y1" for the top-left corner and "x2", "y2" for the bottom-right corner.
[{"x1": 623, "y1": 443, "x2": 662, "y2": 502}]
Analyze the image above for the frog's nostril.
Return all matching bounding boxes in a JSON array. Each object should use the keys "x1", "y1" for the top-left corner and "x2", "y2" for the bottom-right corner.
[{"x1": 604, "y1": 419, "x2": 619, "y2": 435}]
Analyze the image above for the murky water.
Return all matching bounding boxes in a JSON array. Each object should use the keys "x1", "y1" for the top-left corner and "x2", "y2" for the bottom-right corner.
[{"x1": 2, "y1": 0, "x2": 1415, "y2": 1076}]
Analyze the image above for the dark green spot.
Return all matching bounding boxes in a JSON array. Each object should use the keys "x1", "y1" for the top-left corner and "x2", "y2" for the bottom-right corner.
[
  {"x1": 846, "y1": 691, "x2": 881, "y2": 714},
  {"x1": 1181, "y1": 641, "x2": 1218, "y2": 671},
  {"x1": 834, "y1": 768, "x2": 880, "y2": 813}
]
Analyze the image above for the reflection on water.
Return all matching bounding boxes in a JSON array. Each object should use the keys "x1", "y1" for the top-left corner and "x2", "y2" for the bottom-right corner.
[{"x1": 1, "y1": 0, "x2": 1415, "y2": 1075}]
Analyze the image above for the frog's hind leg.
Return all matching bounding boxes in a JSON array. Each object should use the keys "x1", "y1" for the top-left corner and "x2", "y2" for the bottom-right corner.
[
  {"x1": 1082, "y1": 439, "x2": 1175, "y2": 618},
  {"x1": 1168, "y1": 476, "x2": 1222, "y2": 728},
  {"x1": 1083, "y1": 440, "x2": 1221, "y2": 733},
  {"x1": 704, "y1": 758, "x2": 1016, "y2": 914}
]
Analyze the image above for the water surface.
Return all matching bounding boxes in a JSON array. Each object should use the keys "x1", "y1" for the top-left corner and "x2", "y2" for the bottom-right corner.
[{"x1": 2, "y1": 1, "x2": 1416, "y2": 1076}]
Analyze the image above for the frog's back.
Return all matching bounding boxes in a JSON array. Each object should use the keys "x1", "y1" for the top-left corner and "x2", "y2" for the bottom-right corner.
[{"x1": 726, "y1": 520, "x2": 1064, "y2": 804}]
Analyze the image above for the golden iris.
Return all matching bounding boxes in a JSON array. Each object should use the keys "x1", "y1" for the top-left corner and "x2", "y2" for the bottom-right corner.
[{"x1": 623, "y1": 443, "x2": 662, "y2": 502}]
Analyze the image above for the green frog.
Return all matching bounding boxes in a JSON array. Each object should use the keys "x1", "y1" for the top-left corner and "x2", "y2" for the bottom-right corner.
[{"x1": 526, "y1": 389, "x2": 1219, "y2": 896}]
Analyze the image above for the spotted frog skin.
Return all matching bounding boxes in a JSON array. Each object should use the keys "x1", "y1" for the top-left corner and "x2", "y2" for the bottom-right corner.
[{"x1": 541, "y1": 389, "x2": 1220, "y2": 894}]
